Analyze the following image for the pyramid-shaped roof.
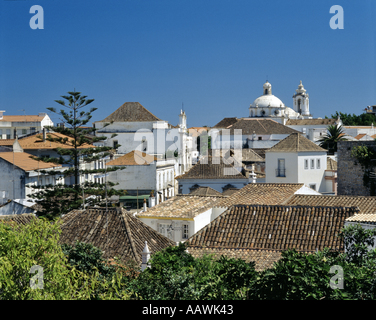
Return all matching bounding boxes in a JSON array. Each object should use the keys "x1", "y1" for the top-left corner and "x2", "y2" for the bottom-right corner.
[
  {"x1": 96, "y1": 102, "x2": 161, "y2": 122},
  {"x1": 266, "y1": 133, "x2": 327, "y2": 153},
  {"x1": 176, "y1": 155, "x2": 247, "y2": 180},
  {"x1": 106, "y1": 150, "x2": 156, "y2": 166},
  {"x1": 59, "y1": 207, "x2": 175, "y2": 263}
]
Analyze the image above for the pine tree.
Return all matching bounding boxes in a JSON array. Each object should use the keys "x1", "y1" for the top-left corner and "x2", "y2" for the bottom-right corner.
[{"x1": 29, "y1": 90, "x2": 124, "y2": 219}]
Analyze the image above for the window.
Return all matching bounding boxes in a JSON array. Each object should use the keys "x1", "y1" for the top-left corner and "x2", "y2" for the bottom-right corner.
[
  {"x1": 113, "y1": 140, "x2": 118, "y2": 149},
  {"x1": 0, "y1": 129, "x2": 2, "y2": 139},
  {"x1": 30, "y1": 127, "x2": 36, "y2": 134},
  {"x1": 182, "y1": 224, "x2": 189, "y2": 240},
  {"x1": 276, "y1": 159, "x2": 286, "y2": 177},
  {"x1": 304, "y1": 159, "x2": 308, "y2": 169},
  {"x1": 309, "y1": 184, "x2": 316, "y2": 191},
  {"x1": 258, "y1": 137, "x2": 262, "y2": 140},
  {"x1": 6, "y1": 129, "x2": 11, "y2": 139},
  {"x1": 22, "y1": 129, "x2": 27, "y2": 135},
  {"x1": 311, "y1": 159, "x2": 315, "y2": 169},
  {"x1": 317, "y1": 159, "x2": 321, "y2": 169}
]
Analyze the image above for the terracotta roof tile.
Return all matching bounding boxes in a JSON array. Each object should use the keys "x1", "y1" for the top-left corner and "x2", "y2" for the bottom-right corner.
[
  {"x1": 59, "y1": 207, "x2": 175, "y2": 264},
  {"x1": 285, "y1": 118, "x2": 338, "y2": 125},
  {"x1": 267, "y1": 132, "x2": 327, "y2": 153},
  {"x1": 346, "y1": 214, "x2": 376, "y2": 223},
  {"x1": 176, "y1": 155, "x2": 247, "y2": 180},
  {"x1": 212, "y1": 117, "x2": 239, "y2": 129},
  {"x1": 218, "y1": 118, "x2": 300, "y2": 135},
  {"x1": 189, "y1": 186, "x2": 223, "y2": 196},
  {"x1": 217, "y1": 183, "x2": 304, "y2": 208},
  {"x1": 137, "y1": 194, "x2": 226, "y2": 219},
  {"x1": 96, "y1": 102, "x2": 161, "y2": 122},
  {"x1": 187, "y1": 204, "x2": 357, "y2": 254},
  {"x1": 326, "y1": 157, "x2": 337, "y2": 170},
  {"x1": 106, "y1": 150, "x2": 156, "y2": 166},
  {"x1": 284, "y1": 194, "x2": 376, "y2": 214},
  {"x1": 0, "y1": 213, "x2": 37, "y2": 225},
  {"x1": 0, "y1": 152, "x2": 62, "y2": 171},
  {"x1": 18, "y1": 132, "x2": 95, "y2": 150},
  {"x1": 0, "y1": 115, "x2": 45, "y2": 122},
  {"x1": 0, "y1": 139, "x2": 16, "y2": 146}
]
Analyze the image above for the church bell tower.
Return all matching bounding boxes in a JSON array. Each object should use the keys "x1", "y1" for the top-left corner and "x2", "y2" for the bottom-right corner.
[{"x1": 292, "y1": 81, "x2": 311, "y2": 117}]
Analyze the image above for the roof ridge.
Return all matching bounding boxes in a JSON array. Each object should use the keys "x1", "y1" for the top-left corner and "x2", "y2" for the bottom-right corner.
[{"x1": 120, "y1": 209, "x2": 139, "y2": 262}]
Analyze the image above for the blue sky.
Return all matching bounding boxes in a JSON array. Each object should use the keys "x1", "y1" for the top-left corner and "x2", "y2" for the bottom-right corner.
[{"x1": 1, "y1": 0, "x2": 375, "y2": 128}]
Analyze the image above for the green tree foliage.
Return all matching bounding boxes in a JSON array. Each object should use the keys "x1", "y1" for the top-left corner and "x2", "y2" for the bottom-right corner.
[
  {"x1": 329, "y1": 111, "x2": 376, "y2": 126},
  {"x1": 3, "y1": 218, "x2": 376, "y2": 300},
  {"x1": 0, "y1": 217, "x2": 131, "y2": 300},
  {"x1": 29, "y1": 91, "x2": 124, "y2": 219},
  {"x1": 318, "y1": 124, "x2": 348, "y2": 154}
]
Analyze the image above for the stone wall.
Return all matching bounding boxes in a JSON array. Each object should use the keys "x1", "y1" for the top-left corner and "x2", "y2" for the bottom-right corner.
[{"x1": 337, "y1": 140, "x2": 376, "y2": 196}]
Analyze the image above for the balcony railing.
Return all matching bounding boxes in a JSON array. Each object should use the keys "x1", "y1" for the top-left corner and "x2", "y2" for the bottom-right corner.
[{"x1": 276, "y1": 169, "x2": 286, "y2": 177}]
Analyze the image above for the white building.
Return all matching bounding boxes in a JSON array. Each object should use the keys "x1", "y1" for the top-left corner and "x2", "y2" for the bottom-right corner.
[
  {"x1": 176, "y1": 154, "x2": 249, "y2": 194},
  {"x1": 93, "y1": 102, "x2": 193, "y2": 177},
  {"x1": 0, "y1": 150, "x2": 63, "y2": 200},
  {"x1": 136, "y1": 194, "x2": 226, "y2": 242},
  {"x1": 105, "y1": 150, "x2": 176, "y2": 205},
  {"x1": 248, "y1": 81, "x2": 311, "y2": 123},
  {"x1": 0, "y1": 111, "x2": 53, "y2": 139},
  {"x1": 265, "y1": 132, "x2": 329, "y2": 193}
]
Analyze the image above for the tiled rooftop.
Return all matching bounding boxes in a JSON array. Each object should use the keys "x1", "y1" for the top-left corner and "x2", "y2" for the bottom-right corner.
[
  {"x1": 189, "y1": 186, "x2": 223, "y2": 197},
  {"x1": 346, "y1": 214, "x2": 376, "y2": 223},
  {"x1": 285, "y1": 118, "x2": 338, "y2": 125},
  {"x1": 212, "y1": 117, "x2": 239, "y2": 129},
  {"x1": 187, "y1": 204, "x2": 357, "y2": 253},
  {"x1": 106, "y1": 150, "x2": 156, "y2": 166},
  {"x1": 96, "y1": 102, "x2": 161, "y2": 122},
  {"x1": 219, "y1": 118, "x2": 300, "y2": 135},
  {"x1": 18, "y1": 132, "x2": 95, "y2": 150},
  {"x1": 326, "y1": 157, "x2": 337, "y2": 170},
  {"x1": 0, "y1": 115, "x2": 45, "y2": 122},
  {"x1": 176, "y1": 155, "x2": 247, "y2": 180},
  {"x1": 284, "y1": 195, "x2": 376, "y2": 214},
  {"x1": 0, "y1": 213, "x2": 37, "y2": 225},
  {"x1": 0, "y1": 152, "x2": 62, "y2": 171},
  {"x1": 59, "y1": 207, "x2": 175, "y2": 263},
  {"x1": 266, "y1": 132, "x2": 327, "y2": 153},
  {"x1": 216, "y1": 183, "x2": 304, "y2": 208},
  {"x1": 136, "y1": 194, "x2": 226, "y2": 219}
]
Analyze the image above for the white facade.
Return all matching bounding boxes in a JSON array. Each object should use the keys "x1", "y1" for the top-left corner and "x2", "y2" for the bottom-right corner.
[
  {"x1": 0, "y1": 154, "x2": 64, "y2": 201},
  {"x1": 0, "y1": 111, "x2": 53, "y2": 139},
  {"x1": 138, "y1": 206, "x2": 227, "y2": 243},
  {"x1": 265, "y1": 151, "x2": 328, "y2": 193},
  {"x1": 94, "y1": 110, "x2": 193, "y2": 177},
  {"x1": 248, "y1": 81, "x2": 311, "y2": 124},
  {"x1": 106, "y1": 159, "x2": 176, "y2": 205}
]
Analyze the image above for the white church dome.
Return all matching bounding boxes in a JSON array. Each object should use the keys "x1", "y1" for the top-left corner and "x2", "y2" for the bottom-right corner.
[
  {"x1": 252, "y1": 94, "x2": 285, "y2": 109},
  {"x1": 251, "y1": 81, "x2": 285, "y2": 109}
]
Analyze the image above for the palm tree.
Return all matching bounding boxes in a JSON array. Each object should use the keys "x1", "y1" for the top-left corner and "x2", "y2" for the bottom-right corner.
[{"x1": 318, "y1": 124, "x2": 348, "y2": 154}]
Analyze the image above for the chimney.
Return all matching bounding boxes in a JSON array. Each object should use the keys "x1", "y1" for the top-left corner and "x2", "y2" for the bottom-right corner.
[
  {"x1": 43, "y1": 127, "x2": 46, "y2": 142},
  {"x1": 148, "y1": 191, "x2": 156, "y2": 208},
  {"x1": 141, "y1": 241, "x2": 151, "y2": 271},
  {"x1": 0, "y1": 110, "x2": 4, "y2": 120},
  {"x1": 143, "y1": 198, "x2": 147, "y2": 212}
]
